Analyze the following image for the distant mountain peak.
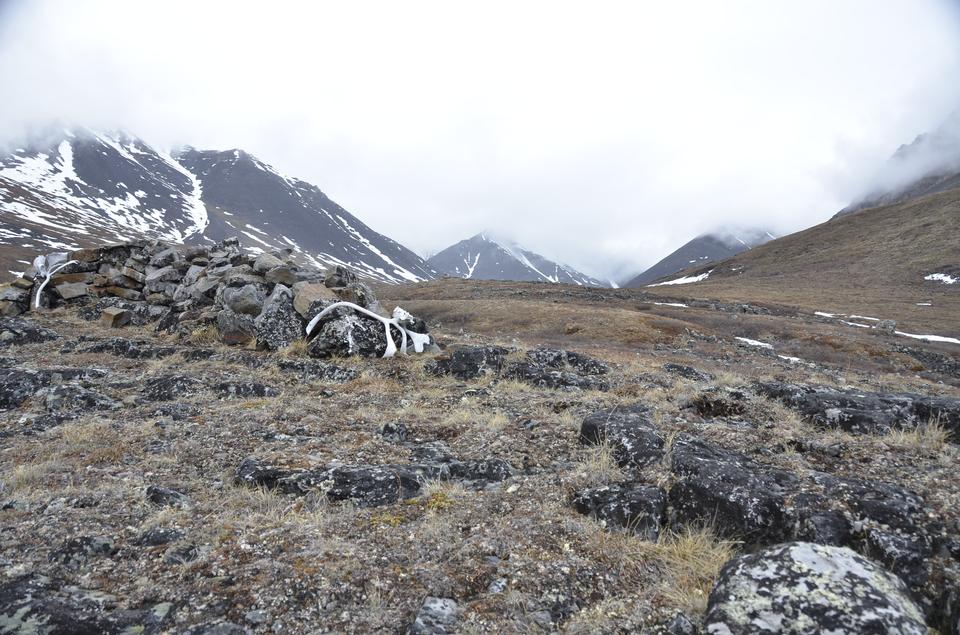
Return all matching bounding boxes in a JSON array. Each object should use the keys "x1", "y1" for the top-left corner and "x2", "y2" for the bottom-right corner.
[{"x1": 428, "y1": 233, "x2": 608, "y2": 287}]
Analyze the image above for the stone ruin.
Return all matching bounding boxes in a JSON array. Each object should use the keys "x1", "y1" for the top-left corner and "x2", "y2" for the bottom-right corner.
[{"x1": 0, "y1": 238, "x2": 437, "y2": 358}]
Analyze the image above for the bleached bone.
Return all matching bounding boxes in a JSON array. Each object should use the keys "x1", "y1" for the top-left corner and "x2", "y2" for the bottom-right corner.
[
  {"x1": 32, "y1": 252, "x2": 79, "y2": 309},
  {"x1": 305, "y1": 301, "x2": 432, "y2": 358}
]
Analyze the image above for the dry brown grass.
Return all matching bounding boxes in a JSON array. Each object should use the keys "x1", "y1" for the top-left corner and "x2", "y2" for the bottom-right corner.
[{"x1": 884, "y1": 418, "x2": 953, "y2": 453}]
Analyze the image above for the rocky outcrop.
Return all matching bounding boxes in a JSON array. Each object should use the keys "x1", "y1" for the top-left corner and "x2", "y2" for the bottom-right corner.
[
  {"x1": 705, "y1": 542, "x2": 927, "y2": 634},
  {"x1": 758, "y1": 381, "x2": 960, "y2": 439},
  {"x1": 429, "y1": 345, "x2": 611, "y2": 391}
]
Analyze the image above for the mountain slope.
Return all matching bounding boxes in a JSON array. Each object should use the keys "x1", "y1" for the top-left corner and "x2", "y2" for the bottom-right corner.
[
  {"x1": 665, "y1": 188, "x2": 960, "y2": 336},
  {"x1": 428, "y1": 233, "x2": 607, "y2": 286},
  {"x1": 838, "y1": 112, "x2": 960, "y2": 217},
  {"x1": 623, "y1": 229, "x2": 775, "y2": 287},
  {"x1": 0, "y1": 129, "x2": 434, "y2": 283}
]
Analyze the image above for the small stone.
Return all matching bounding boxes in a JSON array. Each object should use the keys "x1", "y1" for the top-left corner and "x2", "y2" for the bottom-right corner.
[{"x1": 409, "y1": 597, "x2": 461, "y2": 634}]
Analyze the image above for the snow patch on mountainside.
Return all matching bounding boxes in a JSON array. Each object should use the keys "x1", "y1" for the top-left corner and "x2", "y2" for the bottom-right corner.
[{"x1": 647, "y1": 270, "x2": 712, "y2": 287}]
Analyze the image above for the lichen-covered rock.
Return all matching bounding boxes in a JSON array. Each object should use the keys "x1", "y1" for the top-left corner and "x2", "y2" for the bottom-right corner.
[
  {"x1": 573, "y1": 483, "x2": 667, "y2": 540},
  {"x1": 409, "y1": 597, "x2": 461, "y2": 634},
  {"x1": 213, "y1": 381, "x2": 279, "y2": 399},
  {"x1": 526, "y1": 348, "x2": 610, "y2": 375},
  {"x1": 669, "y1": 435, "x2": 797, "y2": 543},
  {"x1": 0, "y1": 573, "x2": 174, "y2": 634},
  {"x1": 275, "y1": 359, "x2": 359, "y2": 383},
  {"x1": 505, "y1": 361, "x2": 609, "y2": 392},
  {"x1": 0, "y1": 368, "x2": 51, "y2": 408},
  {"x1": 427, "y1": 346, "x2": 508, "y2": 380},
  {"x1": 307, "y1": 313, "x2": 388, "y2": 358},
  {"x1": 579, "y1": 403, "x2": 665, "y2": 469},
  {"x1": 0, "y1": 317, "x2": 58, "y2": 346},
  {"x1": 254, "y1": 285, "x2": 303, "y2": 351},
  {"x1": 146, "y1": 485, "x2": 190, "y2": 508},
  {"x1": 45, "y1": 384, "x2": 121, "y2": 412},
  {"x1": 757, "y1": 381, "x2": 960, "y2": 438},
  {"x1": 48, "y1": 536, "x2": 117, "y2": 568},
  {"x1": 663, "y1": 363, "x2": 714, "y2": 382},
  {"x1": 704, "y1": 542, "x2": 927, "y2": 634},
  {"x1": 142, "y1": 375, "x2": 206, "y2": 401}
]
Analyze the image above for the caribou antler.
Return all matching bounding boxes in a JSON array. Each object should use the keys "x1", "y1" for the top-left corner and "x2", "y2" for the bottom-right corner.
[
  {"x1": 32, "y1": 252, "x2": 79, "y2": 309},
  {"x1": 305, "y1": 301, "x2": 432, "y2": 358}
]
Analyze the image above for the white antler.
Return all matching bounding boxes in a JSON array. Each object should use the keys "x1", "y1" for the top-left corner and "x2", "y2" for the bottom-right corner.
[
  {"x1": 305, "y1": 301, "x2": 431, "y2": 358},
  {"x1": 32, "y1": 252, "x2": 78, "y2": 309}
]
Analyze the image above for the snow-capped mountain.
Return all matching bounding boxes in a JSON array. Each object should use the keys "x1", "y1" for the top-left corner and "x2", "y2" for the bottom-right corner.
[
  {"x1": 622, "y1": 229, "x2": 775, "y2": 288},
  {"x1": 0, "y1": 128, "x2": 435, "y2": 283},
  {"x1": 428, "y1": 233, "x2": 609, "y2": 287}
]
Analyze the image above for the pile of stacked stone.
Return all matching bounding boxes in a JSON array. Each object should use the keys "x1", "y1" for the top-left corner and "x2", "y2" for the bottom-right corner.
[{"x1": 0, "y1": 238, "x2": 432, "y2": 357}]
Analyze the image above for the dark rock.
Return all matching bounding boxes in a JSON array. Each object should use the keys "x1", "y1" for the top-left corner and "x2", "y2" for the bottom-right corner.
[
  {"x1": 307, "y1": 313, "x2": 388, "y2": 358},
  {"x1": 669, "y1": 435, "x2": 797, "y2": 543},
  {"x1": 505, "y1": 361, "x2": 609, "y2": 391},
  {"x1": 705, "y1": 542, "x2": 927, "y2": 635},
  {"x1": 757, "y1": 381, "x2": 960, "y2": 438},
  {"x1": 665, "y1": 613, "x2": 698, "y2": 635},
  {"x1": 82, "y1": 337, "x2": 179, "y2": 359},
  {"x1": 427, "y1": 346, "x2": 508, "y2": 380},
  {"x1": 146, "y1": 485, "x2": 190, "y2": 508},
  {"x1": 45, "y1": 384, "x2": 120, "y2": 411},
  {"x1": 381, "y1": 421, "x2": 408, "y2": 443},
  {"x1": 688, "y1": 390, "x2": 746, "y2": 418},
  {"x1": 213, "y1": 381, "x2": 279, "y2": 399},
  {"x1": 0, "y1": 317, "x2": 58, "y2": 346},
  {"x1": 235, "y1": 457, "x2": 422, "y2": 506},
  {"x1": 0, "y1": 368, "x2": 51, "y2": 408},
  {"x1": 136, "y1": 527, "x2": 185, "y2": 546},
  {"x1": 324, "y1": 265, "x2": 359, "y2": 288},
  {"x1": 322, "y1": 465, "x2": 422, "y2": 506},
  {"x1": 216, "y1": 309, "x2": 256, "y2": 346},
  {"x1": 179, "y1": 621, "x2": 248, "y2": 635},
  {"x1": 526, "y1": 348, "x2": 610, "y2": 375},
  {"x1": 275, "y1": 359, "x2": 359, "y2": 382},
  {"x1": 663, "y1": 363, "x2": 714, "y2": 382},
  {"x1": 254, "y1": 285, "x2": 304, "y2": 351},
  {"x1": 573, "y1": 483, "x2": 667, "y2": 540},
  {"x1": 0, "y1": 573, "x2": 174, "y2": 635},
  {"x1": 48, "y1": 536, "x2": 116, "y2": 568},
  {"x1": 409, "y1": 597, "x2": 461, "y2": 635},
  {"x1": 579, "y1": 403, "x2": 665, "y2": 468},
  {"x1": 142, "y1": 375, "x2": 205, "y2": 401}
]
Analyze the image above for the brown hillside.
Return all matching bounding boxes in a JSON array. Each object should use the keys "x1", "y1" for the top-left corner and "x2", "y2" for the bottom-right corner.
[{"x1": 669, "y1": 187, "x2": 960, "y2": 336}]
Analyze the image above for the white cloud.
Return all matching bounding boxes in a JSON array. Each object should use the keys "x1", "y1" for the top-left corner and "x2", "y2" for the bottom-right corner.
[{"x1": 1, "y1": 0, "x2": 958, "y2": 280}]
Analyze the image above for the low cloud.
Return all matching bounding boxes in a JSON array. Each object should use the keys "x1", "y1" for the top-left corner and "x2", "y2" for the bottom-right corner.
[{"x1": 1, "y1": 0, "x2": 959, "y2": 280}]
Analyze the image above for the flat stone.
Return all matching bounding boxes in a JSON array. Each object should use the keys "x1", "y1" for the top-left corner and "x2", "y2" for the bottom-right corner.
[
  {"x1": 55, "y1": 282, "x2": 90, "y2": 300},
  {"x1": 292, "y1": 281, "x2": 337, "y2": 318}
]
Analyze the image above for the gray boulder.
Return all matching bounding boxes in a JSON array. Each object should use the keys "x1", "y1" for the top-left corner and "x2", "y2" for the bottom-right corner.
[
  {"x1": 705, "y1": 542, "x2": 927, "y2": 634},
  {"x1": 409, "y1": 597, "x2": 461, "y2": 635},
  {"x1": 223, "y1": 284, "x2": 265, "y2": 316},
  {"x1": 253, "y1": 252, "x2": 283, "y2": 273}
]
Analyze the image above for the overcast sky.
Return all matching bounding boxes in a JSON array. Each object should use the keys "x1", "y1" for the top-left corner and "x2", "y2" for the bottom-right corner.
[{"x1": 1, "y1": 1, "x2": 958, "y2": 280}]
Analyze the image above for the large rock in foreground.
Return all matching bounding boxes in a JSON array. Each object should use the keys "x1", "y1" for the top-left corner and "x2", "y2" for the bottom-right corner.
[{"x1": 705, "y1": 542, "x2": 927, "y2": 635}]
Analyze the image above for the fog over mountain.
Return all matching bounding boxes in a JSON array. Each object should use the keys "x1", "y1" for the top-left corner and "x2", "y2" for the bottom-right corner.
[{"x1": 1, "y1": 1, "x2": 959, "y2": 280}]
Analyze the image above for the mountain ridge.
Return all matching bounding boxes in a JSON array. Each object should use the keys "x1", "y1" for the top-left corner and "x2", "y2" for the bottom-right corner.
[
  {"x1": 0, "y1": 128, "x2": 436, "y2": 283},
  {"x1": 622, "y1": 229, "x2": 775, "y2": 288}
]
